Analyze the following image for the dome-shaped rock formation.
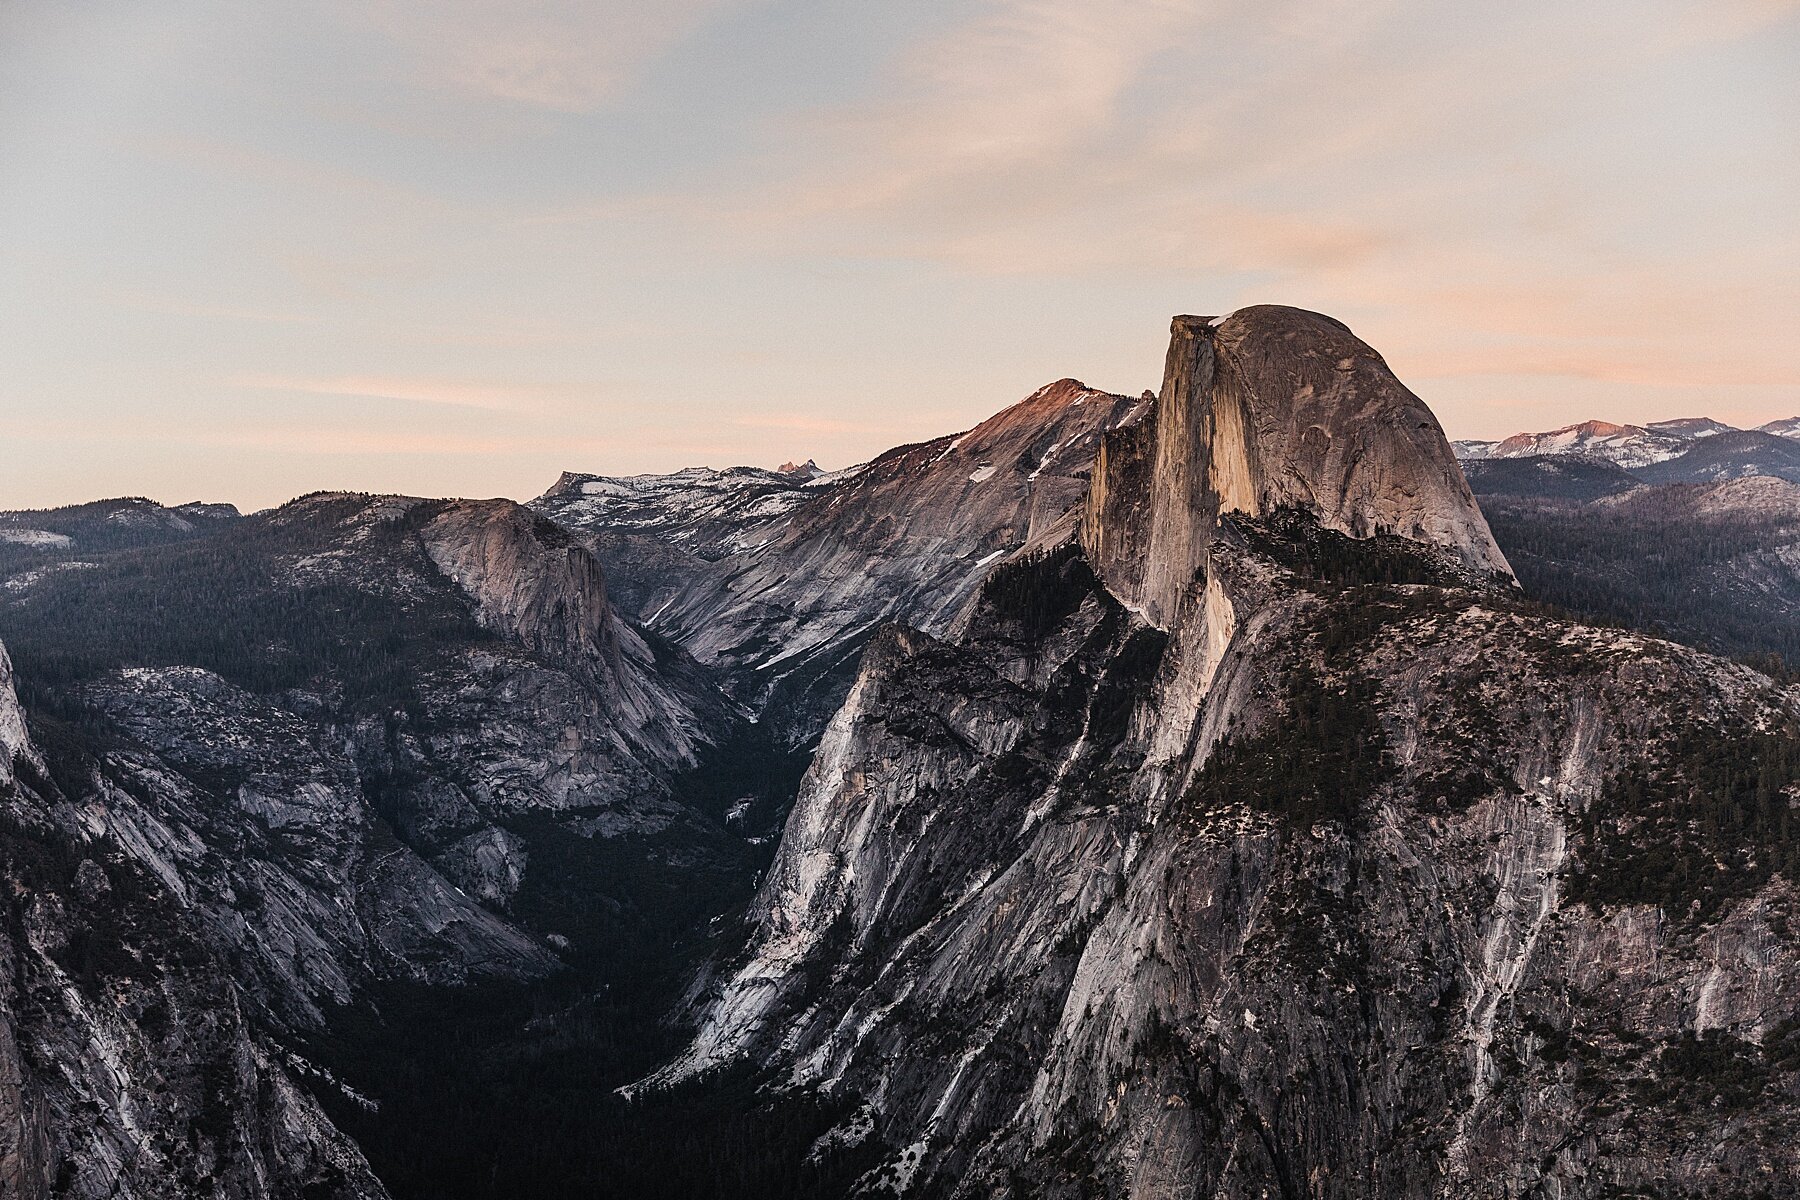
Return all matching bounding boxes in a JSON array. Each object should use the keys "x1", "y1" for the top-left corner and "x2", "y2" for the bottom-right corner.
[{"x1": 1084, "y1": 306, "x2": 1510, "y2": 625}]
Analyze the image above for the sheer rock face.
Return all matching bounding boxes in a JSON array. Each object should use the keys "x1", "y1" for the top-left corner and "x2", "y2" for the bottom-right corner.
[
  {"x1": 659, "y1": 379, "x2": 1144, "y2": 673},
  {"x1": 0, "y1": 639, "x2": 389, "y2": 1200},
  {"x1": 419, "y1": 498, "x2": 724, "y2": 767},
  {"x1": 0, "y1": 642, "x2": 30, "y2": 783},
  {"x1": 653, "y1": 313, "x2": 1800, "y2": 1199},
  {"x1": 423, "y1": 500, "x2": 623, "y2": 682},
  {"x1": 1085, "y1": 308, "x2": 1510, "y2": 626}
]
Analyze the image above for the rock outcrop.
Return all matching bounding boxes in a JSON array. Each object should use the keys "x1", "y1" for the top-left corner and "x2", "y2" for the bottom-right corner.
[
  {"x1": 0, "y1": 640, "x2": 29, "y2": 778},
  {"x1": 1083, "y1": 308, "x2": 1509, "y2": 625},
  {"x1": 0, "y1": 637, "x2": 390, "y2": 1199},
  {"x1": 648, "y1": 310, "x2": 1800, "y2": 1198},
  {"x1": 423, "y1": 500, "x2": 623, "y2": 680}
]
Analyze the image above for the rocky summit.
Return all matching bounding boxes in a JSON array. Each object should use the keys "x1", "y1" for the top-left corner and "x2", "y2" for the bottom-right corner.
[
  {"x1": 1, "y1": 306, "x2": 1798, "y2": 1200},
  {"x1": 1083, "y1": 308, "x2": 1510, "y2": 628},
  {"x1": 644, "y1": 307, "x2": 1800, "y2": 1198}
]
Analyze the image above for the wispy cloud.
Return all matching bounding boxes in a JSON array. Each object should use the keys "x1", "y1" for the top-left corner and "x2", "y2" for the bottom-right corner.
[
  {"x1": 229, "y1": 373, "x2": 571, "y2": 412},
  {"x1": 635, "y1": 0, "x2": 1800, "y2": 398},
  {"x1": 351, "y1": 0, "x2": 745, "y2": 112}
]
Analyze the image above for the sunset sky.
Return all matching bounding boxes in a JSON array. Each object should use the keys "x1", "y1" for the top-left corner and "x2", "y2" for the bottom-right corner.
[{"x1": 3, "y1": 0, "x2": 1797, "y2": 510}]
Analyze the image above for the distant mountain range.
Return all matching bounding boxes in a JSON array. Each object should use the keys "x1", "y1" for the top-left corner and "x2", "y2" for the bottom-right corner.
[
  {"x1": 1455, "y1": 415, "x2": 1800, "y2": 478},
  {"x1": 1466, "y1": 463, "x2": 1800, "y2": 669},
  {"x1": 1, "y1": 310, "x2": 1797, "y2": 1200},
  {"x1": 1451, "y1": 419, "x2": 1800, "y2": 668}
]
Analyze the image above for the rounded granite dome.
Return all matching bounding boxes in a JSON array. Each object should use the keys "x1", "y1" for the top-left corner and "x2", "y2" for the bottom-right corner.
[{"x1": 1084, "y1": 305, "x2": 1511, "y2": 626}]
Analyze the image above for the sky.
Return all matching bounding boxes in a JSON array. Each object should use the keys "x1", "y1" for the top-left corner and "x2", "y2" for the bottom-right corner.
[{"x1": 3, "y1": 0, "x2": 1798, "y2": 511}]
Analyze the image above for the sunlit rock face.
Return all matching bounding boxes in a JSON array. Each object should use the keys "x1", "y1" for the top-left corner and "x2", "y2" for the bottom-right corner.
[
  {"x1": 1085, "y1": 306, "x2": 1510, "y2": 627},
  {"x1": 650, "y1": 310, "x2": 1800, "y2": 1199},
  {"x1": 422, "y1": 500, "x2": 624, "y2": 682}
]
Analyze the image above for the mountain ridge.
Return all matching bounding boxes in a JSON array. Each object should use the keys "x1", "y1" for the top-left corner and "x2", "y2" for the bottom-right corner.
[
  {"x1": 640, "y1": 308, "x2": 1800, "y2": 1199},
  {"x1": 1, "y1": 306, "x2": 1797, "y2": 1200},
  {"x1": 1457, "y1": 412, "x2": 1800, "y2": 471}
]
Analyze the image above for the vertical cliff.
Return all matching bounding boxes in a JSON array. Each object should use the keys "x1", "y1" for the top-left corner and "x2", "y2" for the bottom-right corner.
[
  {"x1": 422, "y1": 500, "x2": 624, "y2": 681},
  {"x1": 648, "y1": 309, "x2": 1800, "y2": 1199},
  {"x1": 1084, "y1": 307, "x2": 1510, "y2": 626},
  {"x1": 0, "y1": 637, "x2": 390, "y2": 1200}
]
